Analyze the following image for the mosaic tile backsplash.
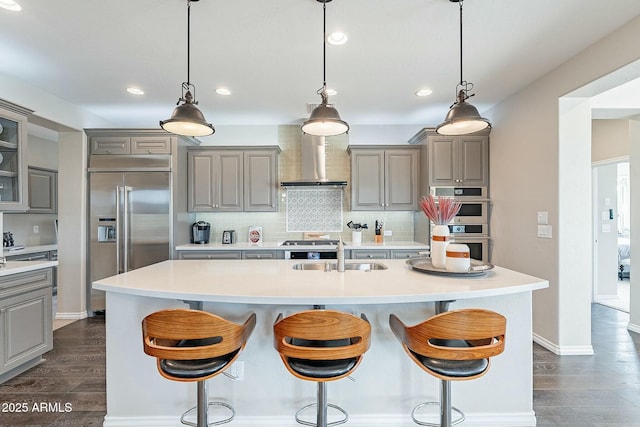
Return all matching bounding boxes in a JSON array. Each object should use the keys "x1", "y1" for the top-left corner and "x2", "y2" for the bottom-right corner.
[{"x1": 285, "y1": 188, "x2": 343, "y2": 232}]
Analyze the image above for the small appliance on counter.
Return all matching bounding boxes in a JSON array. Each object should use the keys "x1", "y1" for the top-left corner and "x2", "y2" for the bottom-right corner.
[
  {"x1": 3, "y1": 231, "x2": 14, "y2": 247},
  {"x1": 222, "y1": 230, "x2": 237, "y2": 244},
  {"x1": 191, "y1": 221, "x2": 211, "y2": 244}
]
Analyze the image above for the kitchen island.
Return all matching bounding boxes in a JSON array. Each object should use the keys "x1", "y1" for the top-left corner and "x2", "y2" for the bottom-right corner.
[{"x1": 94, "y1": 259, "x2": 547, "y2": 427}]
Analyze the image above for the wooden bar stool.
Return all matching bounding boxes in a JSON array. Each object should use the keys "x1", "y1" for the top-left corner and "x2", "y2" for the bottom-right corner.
[
  {"x1": 389, "y1": 309, "x2": 506, "y2": 427},
  {"x1": 273, "y1": 309, "x2": 371, "y2": 427},
  {"x1": 142, "y1": 309, "x2": 256, "y2": 427}
]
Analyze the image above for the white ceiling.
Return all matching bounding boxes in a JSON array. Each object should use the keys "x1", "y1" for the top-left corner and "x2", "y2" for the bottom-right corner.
[{"x1": 2, "y1": 0, "x2": 640, "y2": 132}]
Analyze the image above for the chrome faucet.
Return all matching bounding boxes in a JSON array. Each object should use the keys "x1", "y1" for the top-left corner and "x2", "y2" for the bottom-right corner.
[{"x1": 337, "y1": 238, "x2": 345, "y2": 272}]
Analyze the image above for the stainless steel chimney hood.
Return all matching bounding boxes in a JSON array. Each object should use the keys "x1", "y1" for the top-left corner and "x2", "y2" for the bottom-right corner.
[{"x1": 280, "y1": 134, "x2": 347, "y2": 187}]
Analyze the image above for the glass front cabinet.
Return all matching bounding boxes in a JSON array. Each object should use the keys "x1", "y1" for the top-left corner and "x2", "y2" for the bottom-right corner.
[{"x1": 0, "y1": 99, "x2": 31, "y2": 211}]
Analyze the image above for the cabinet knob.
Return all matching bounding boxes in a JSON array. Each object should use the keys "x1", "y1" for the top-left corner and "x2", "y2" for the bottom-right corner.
[{"x1": 367, "y1": 254, "x2": 373, "y2": 258}]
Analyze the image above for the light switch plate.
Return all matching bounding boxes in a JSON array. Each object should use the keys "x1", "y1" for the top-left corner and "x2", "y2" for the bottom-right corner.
[
  {"x1": 537, "y1": 225, "x2": 552, "y2": 239},
  {"x1": 537, "y1": 211, "x2": 548, "y2": 225}
]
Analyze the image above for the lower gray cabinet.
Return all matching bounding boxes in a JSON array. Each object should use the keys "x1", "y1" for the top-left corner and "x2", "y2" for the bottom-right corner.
[
  {"x1": 351, "y1": 249, "x2": 391, "y2": 259},
  {"x1": 242, "y1": 250, "x2": 282, "y2": 260},
  {"x1": 391, "y1": 250, "x2": 425, "y2": 259},
  {"x1": 178, "y1": 251, "x2": 242, "y2": 260},
  {"x1": 0, "y1": 268, "x2": 53, "y2": 383},
  {"x1": 5, "y1": 250, "x2": 57, "y2": 295}
]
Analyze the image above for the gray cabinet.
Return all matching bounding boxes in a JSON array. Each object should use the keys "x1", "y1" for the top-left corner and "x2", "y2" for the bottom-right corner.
[
  {"x1": 0, "y1": 100, "x2": 31, "y2": 212},
  {"x1": 188, "y1": 147, "x2": 280, "y2": 213},
  {"x1": 5, "y1": 251, "x2": 51, "y2": 261},
  {"x1": 391, "y1": 249, "x2": 425, "y2": 259},
  {"x1": 188, "y1": 151, "x2": 243, "y2": 212},
  {"x1": 0, "y1": 268, "x2": 53, "y2": 383},
  {"x1": 349, "y1": 147, "x2": 419, "y2": 211},
  {"x1": 242, "y1": 250, "x2": 282, "y2": 260},
  {"x1": 27, "y1": 167, "x2": 57, "y2": 213},
  {"x1": 178, "y1": 250, "x2": 242, "y2": 260},
  {"x1": 428, "y1": 135, "x2": 488, "y2": 186},
  {"x1": 351, "y1": 249, "x2": 390, "y2": 259},
  {"x1": 90, "y1": 135, "x2": 172, "y2": 155},
  {"x1": 244, "y1": 150, "x2": 278, "y2": 212}
]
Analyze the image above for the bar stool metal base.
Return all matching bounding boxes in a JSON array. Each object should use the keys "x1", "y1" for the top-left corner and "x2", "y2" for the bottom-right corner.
[
  {"x1": 180, "y1": 381, "x2": 235, "y2": 427},
  {"x1": 295, "y1": 403, "x2": 348, "y2": 427},
  {"x1": 411, "y1": 402, "x2": 464, "y2": 427},
  {"x1": 295, "y1": 381, "x2": 348, "y2": 427}
]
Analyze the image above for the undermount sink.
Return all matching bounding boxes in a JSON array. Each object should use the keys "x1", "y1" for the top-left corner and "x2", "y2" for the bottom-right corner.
[{"x1": 292, "y1": 262, "x2": 388, "y2": 271}]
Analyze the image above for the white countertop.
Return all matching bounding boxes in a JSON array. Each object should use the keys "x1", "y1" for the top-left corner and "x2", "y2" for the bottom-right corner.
[
  {"x1": 0, "y1": 260, "x2": 58, "y2": 277},
  {"x1": 3, "y1": 244, "x2": 57, "y2": 256},
  {"x1": 176, "y1": 241, "x2": 429, "y2": 251},
  {"x1": 93, "y1": 259, "x2": 547, "y2": 305}
]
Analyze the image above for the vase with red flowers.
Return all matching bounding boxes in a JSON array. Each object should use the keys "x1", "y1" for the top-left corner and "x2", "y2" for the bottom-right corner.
[{"x1": 419, "y1": 195, "x2": 462, "y2": 269}]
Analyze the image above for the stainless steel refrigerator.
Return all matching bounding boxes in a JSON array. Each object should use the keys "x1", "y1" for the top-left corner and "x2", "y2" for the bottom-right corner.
[
  {"x1": 89, "y1": 172, "x2": 170, "y2": 312},
  {"x1": 86, "y1": 129, "x2": 195, "y2": 315}
]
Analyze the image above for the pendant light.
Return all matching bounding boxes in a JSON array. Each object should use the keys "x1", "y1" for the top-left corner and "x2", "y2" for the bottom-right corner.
[
  {"x1": 301, "y1": 0, "x2": 349, "y2": 137},
  {"x1": 436, "y1": 0, "x2": 491, "y2": 136},
  {"x1": 160, "y1": 0, "x2": 215, "y2": 137}
]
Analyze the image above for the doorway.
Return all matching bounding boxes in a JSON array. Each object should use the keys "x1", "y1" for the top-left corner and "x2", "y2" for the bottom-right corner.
[{"x1": 593, "y1": 160, "x2": 630, "y2": 312}]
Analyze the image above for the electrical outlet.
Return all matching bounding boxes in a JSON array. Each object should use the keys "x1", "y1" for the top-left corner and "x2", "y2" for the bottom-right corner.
[
  {"x1": 383, "y1": 230, "x2": 392, "y2": 237},
  {"x1": 33, "y1": 225, "x2": 39, "y2": 233},
  {"x1": 229, "y1": 361, "x2": 244, "y2": 381}
]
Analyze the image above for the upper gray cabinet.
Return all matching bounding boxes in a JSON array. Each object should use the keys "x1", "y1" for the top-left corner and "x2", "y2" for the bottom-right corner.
[
  {"x1": 27, "y1": 167, "x2": 57, "y2": 213},
  {"x1": 0, "y1": 100, "x2": 31, "y2": 212},
  {"x1": 90, "y1": 135, "x2": 171, "y2": 155},
  {"x1": 188, "y1": 147, "x2": 280, "y2": 213},
  {"x1": 244, "y1": 150, "x2": 278, "y2": 212},
  {"x1": 188, "y1": 150, "x2": 243, "y2": 212},
  {"x1": 428, "y1": 135, "x2": 488, "y2": 187},
  {"x1": 349, "y1": 146, "x2": 419, "y2": 211}
]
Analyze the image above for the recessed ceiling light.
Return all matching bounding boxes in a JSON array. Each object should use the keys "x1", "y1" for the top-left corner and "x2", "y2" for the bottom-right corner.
[
  {"x1": 325, "y1": 88, "x2": 337, "y2": 96},
  {"x1": 216, "y1": 88, "x2": 231, "y2": 96},
  {"x1": 415, "y1": 88, "x2": 433, "y2": 97},
  {"x1": 126, "y1": 87, "x2": 144, "y2": 95},
  {"x1": 327, "y1": 31, "x2": 348, "y2": 46},
  {"x1": 0, "y1": 0, "x2": 21, "y2": 11}
]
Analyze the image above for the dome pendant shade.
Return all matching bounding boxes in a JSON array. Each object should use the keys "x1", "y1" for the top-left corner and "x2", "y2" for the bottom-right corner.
[
  {"x1": 160, "y1": 91, "x2": 215, "y2": 137},
  {"x1": 436, "y1": 90, "x2": 490, "y2": 136},
  {"x1": 302, "y1": 98, "x2": 349, "y2": 136}
]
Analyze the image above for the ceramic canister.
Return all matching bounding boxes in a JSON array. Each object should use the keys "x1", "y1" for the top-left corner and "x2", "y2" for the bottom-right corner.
[
  {"x1": 430, "y1": 224, "x2": 449, "y2": 269},
  {"x1": 446, "y1": 243, "x2": 471, "y2": 273}
]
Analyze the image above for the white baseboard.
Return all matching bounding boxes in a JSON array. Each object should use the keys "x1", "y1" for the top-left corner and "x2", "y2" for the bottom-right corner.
[
  {"x1": 55, "y1": 311, "x2": 88, "y2": 320},
  {"x1": 103, "y1": 412, "x2": 537, "y2": 427},
  {"x1": 628, "y1": 321, "x2": 640, "y2": 334},
  {"x1": 533, "y1": 333, "x2": 594, "y2": 355}
]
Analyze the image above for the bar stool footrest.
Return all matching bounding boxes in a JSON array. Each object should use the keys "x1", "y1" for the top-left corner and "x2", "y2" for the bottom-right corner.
[
  {"x1": 180, "y1": 401, "x2": 235, "y2": 427},
  {"x1": 295, "y1": 402, "x2": 348, "y2": 427},
  {"x1": 411, "y1": 401, "x2": 465, "y2": 427}
]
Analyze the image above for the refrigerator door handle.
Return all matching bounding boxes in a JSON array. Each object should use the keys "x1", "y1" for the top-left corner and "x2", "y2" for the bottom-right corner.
[
  {"x1": 123, "y1": 186, "x2": 132, "y2": 273},
  {"x1": 116, "y1": 186, "x2": 122, "y2": 274}
]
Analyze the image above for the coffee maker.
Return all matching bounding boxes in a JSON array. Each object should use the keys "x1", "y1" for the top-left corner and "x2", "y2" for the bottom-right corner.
[{"x1": 191, "y1": 221, "x2": 211, "y2": 244}]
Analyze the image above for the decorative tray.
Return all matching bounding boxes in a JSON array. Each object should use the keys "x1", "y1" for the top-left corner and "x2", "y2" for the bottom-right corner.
[{"x1": 406, "y1": 257, "x2": 494, "y2": 277}]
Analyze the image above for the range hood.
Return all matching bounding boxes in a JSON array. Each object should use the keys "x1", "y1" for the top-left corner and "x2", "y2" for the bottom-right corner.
[{"x1": 280, "y1": 134, "x2": 347, "y2": 187}]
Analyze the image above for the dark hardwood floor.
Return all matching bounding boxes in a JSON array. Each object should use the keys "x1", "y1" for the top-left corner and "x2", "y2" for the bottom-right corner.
[
  {"x1": 0, "y1": 305, "x2": 638, "y2": 426},
  {"x1": 534, "y1": 304, "x2": 640, "y2": 426},
  {"x1": 0, "y1": 315, "x2": 106, "y2": 427}
]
